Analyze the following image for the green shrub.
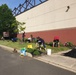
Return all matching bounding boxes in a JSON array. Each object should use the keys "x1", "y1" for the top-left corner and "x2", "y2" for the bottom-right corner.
[
  {"x1": 24, "y1": 38, "x2": 28, "y2": 42},
  {"x1": 26, "y1": 48, "x2": 42, "y2": 56},
  {"x1": 33, "y1": 50, "x2": 41, "y2": 56},
  {"x1": 49, "y1": 42, "x2": 53, "y2": 46},
  {"x1": 64, "y1": 42, "x2": 74, "y2": 48},
  {"x1": 26, "y1": 48, "x2": 34, "y2": 53},
  {"x1": 59, "y1": 42, "x2": 64, "y2": 47}
]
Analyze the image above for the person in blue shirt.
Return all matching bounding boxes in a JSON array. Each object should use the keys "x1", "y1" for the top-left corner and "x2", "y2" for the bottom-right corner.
[
  {"x1": 36, "y1": 37, "x2": 46, "y2": 50},
  {"x1": 11, "y1": 37, "x2": 17, "y2": 42}
]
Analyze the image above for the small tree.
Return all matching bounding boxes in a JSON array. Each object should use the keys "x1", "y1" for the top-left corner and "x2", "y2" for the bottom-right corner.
[
  {"x1": 0, "y1": 4, "x2": 26, "y2": 37},
  {"x1": 11, "y1": 20, "x2": 26, "y2": 33}
]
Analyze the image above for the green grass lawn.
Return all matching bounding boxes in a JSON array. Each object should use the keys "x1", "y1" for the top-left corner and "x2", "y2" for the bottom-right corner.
[{"x1": 0, "y1": 40, "x2": 70, "y2": 54}]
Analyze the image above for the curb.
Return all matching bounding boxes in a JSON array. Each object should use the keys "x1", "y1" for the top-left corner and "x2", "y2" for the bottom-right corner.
[{"x1": 0, "y1": 45, "x2": 33, "y2": 57}]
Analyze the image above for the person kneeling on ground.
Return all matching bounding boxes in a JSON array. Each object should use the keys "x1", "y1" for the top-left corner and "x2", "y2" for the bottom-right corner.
[
  {"x1": 27, "y1": 35, "x2": 34, "y2": 43},
  {"x1": 36, "y1": 37, "x2": 46, "y2": 50},
  {"x1": 53, "y1": 36, "x2": 60, "y2": 47}
]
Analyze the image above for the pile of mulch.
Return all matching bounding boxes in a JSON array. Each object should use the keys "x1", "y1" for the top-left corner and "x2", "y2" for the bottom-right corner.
[{"x1": 63, "y1": 47, "x2": 76, "y2": 58}]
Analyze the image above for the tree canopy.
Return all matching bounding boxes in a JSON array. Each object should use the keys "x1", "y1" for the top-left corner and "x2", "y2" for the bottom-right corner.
[{"x1": 0, "y1": 4, "x2": 25, "y2": 37}]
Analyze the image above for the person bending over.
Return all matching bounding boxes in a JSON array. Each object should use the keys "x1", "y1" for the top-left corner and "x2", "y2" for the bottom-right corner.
[{"x1": 36, "y1": 37, "x2": 46, "y2": 50}]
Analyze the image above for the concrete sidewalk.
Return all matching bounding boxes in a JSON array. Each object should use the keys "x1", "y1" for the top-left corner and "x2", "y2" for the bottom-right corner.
[{"x1": 34, "y1": 54, "x2": 76, "y2": 73}]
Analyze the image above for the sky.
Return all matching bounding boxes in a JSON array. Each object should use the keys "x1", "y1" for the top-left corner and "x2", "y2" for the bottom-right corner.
[
  {"x1": 0, "y1": 0, "x2": 46, "y2": 11},
  {"x1": 0, "y1": 0, "x2": 25, "y2": 10}
]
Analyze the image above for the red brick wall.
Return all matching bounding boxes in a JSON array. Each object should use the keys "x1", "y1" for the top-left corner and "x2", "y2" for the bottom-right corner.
[{"x1": 17, "y1": 27, "x2": 76, "y2": 45}]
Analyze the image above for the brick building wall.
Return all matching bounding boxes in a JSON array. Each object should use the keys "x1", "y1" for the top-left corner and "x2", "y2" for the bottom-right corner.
[{"x1": 16, "y1": 0, "x2": 76, "y2": 45}]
